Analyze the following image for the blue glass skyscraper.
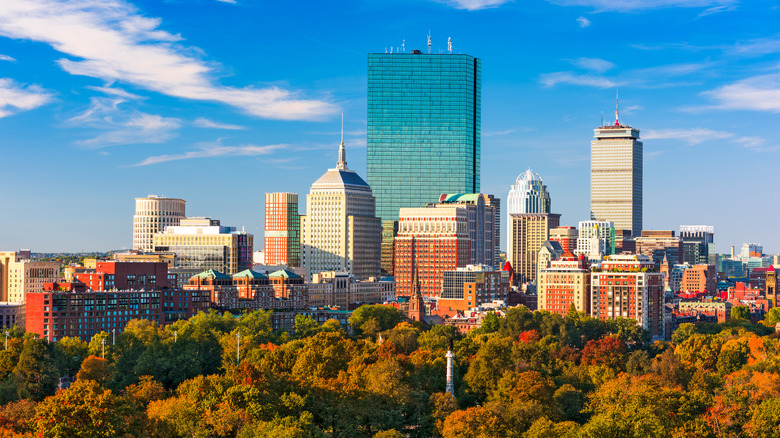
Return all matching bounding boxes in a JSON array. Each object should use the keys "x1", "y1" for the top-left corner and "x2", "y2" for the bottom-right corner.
[{"x1": 367, "y1": 51, "x2": 481, "y2": 222}]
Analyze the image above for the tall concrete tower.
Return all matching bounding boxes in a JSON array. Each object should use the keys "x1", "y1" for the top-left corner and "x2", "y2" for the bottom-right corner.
[
  {"x1": 133, "y1": 196, "x2": 185, "y2": 252},
  {"x1": 590, "y1": 95, "x2": 642, "y2": 237}
]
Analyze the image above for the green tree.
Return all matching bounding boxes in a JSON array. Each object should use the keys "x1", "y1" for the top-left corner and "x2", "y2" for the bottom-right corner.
[
  {"x1": 672, "y1": 322, "x2": 697, "y2": 344},
  {"x1": 294, "y1": 314, "x2": 320, "y2": 338},
  {"x1": 87, "y1": 331, "x2": 112, "y2": 360},
  {"x1": 13, "y1": 338, "x2": 59, "y2": 401},
  {"x1": 464, "y1": 336, "x2": 515, "y2": 398},
  {"x1": 761, "y1": 307, "x2": 780, "y2": 328},
  {"x1": 54, "y1": 336, "x2": 89, "y2": 378},
  {"x1": 731, "y1": 305, "x2": 750, "y2": 322},
  {"x1": 386, "y1": 322, "x2": 420, "y2": 355},
  {"x1": 349, "y1": 305, "x2": 404, "y2": 336}
]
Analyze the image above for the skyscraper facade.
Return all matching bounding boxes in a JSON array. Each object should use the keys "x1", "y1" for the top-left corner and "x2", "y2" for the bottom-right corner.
[
  {"x1": 507, "y1": 169, "x2": 551, "y2": 215},
  {"x1": 367, "y1": 51, "x2": 481, "y2": 223},
  {"x1": 300, "y1": 141, "x2": 381, "y2": 281},
  {"x1": 133, "y1": 196, "x2": 186, "y2": 252},
  {"x1": 680, "y1": 225, "x2": 715, "y2": 265},
  {"x1": 507, "y1": 213, "x2": 561, "y2": 285},
  {"x1": 590, "y1": 114, "x2": 642, "y2": 237},
  {"x1": 264, "y1": 193, "x2": 300, "y2": 267},
  {"x1": 575, "y1": 220, "x2": 616, "y2": 260}
]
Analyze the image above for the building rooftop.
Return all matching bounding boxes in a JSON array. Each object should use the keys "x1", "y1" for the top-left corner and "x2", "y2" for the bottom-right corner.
[
  {"x1": 232, "y1": 269, "x2": 268, "y2": 279},
  {"x1": 192, "y1": 270, "x2": 231, "y2": 280},
  {"x1": 269, "y1": 269, "x2": 302, "y2": 279}
]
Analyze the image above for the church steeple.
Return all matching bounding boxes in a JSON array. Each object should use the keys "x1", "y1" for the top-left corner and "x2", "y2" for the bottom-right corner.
[{"x1": 337, "y1": 113, "x2": 348, "y2": 170}]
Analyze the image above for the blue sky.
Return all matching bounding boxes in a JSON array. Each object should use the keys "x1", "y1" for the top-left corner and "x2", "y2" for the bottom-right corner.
[{"x1": 1, "y1": 0, "x2": 778, "y2": 254}]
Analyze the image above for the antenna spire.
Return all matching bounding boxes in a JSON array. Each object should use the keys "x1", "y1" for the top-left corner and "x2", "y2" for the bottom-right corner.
[
  {"x1": 614, "y1": 89, "x2": 620, "y2": 126},
  {"x1": 427, "y1": 31, "x2": 431, "y2": 54},
  {"x1": 448, "y1": 37, "x2": 452, "y2": 54},
  {"x1": 337, "y1": 114, "x2": 348, "y2": 170}
]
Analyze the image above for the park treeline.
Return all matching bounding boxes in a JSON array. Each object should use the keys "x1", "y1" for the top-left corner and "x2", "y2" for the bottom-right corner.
[{"x1": 1, "y1": 305, "x2": 780, "y2": 437}]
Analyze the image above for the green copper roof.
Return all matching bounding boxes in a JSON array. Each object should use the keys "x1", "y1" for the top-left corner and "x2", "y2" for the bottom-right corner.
[
  {"x1": 268, "y1": 269, "x2": 302, "y2": 279},
  {"x1": 233, "y1": 269, "x2": 268, "y2": 279},
  {"x1": 440, "y1": 193, "x2": 481, "y2": 203},
  {"x1": 192, "y1": 269, "x2": 231, "y2": 280}
]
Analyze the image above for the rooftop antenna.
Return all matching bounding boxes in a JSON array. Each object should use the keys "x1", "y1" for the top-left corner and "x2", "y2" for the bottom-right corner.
[
  {"x1": 614, "y1": 89, "x2": 620, "y2": 126},
  {"x1": 428, "y1": 31, "x2": 431, "y2": 54},
  {"x1": 341, "y1": 113, "x2": 344, "y2": 144},
  {"x1": 390, "y1": 46, "x2": 393, "y2": 54},
  {"x1": 448, "y1": 37, "x2": 452, "y2": 54},
  {"x1": 402, "y1": 39, "x2": 405, "y2": 53},
  {"x1": 600, "y1": 111, "x2": 603, "y2": 127}
]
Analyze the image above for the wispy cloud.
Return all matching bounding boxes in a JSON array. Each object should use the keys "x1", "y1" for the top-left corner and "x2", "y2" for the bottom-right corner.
[
  {"x1": 134, "y1": 143, "x2": 286, "y2": 166},
  {"x1": 484, "y1": 128, "x2": 517, "y2": 136},
  {"x1": 0, "y1": 54, "x2": 15, "y2": 62},
  {"x1": 576, "y1": 16, "x2": 591, "y2": 28},
  {"x1": 193, "y1": 117, "x2": 246, "y2": 130},
  {"x1": 572, "y1": 57, "x2": 614, "y2": 73},
  {"x1": 69, "y1": 97, "x2": 181, "y2": 147},
  {"x1": 540, "y1": 72, "x2": 620, "y2": 88},
  {"x1": 215, "y1": 0, "x2": 237, "y2": 3},
  {"x1": 548, "y1": 0, "x2": 737, "y2": 14},
  {"x1": 438, "y1": 0, "x2": 513, "y2": 10},
  {"x1": 86, "y1": 85, "x2": 144, "y2": 100},
  {"x1": 729, "y1": 35, "x2": 780, "y2": 56},
  {"x1": 643, "y1": 128, "x2": 733, "y2": 145},
  {"x1": 0, "y1": 78, "x2": 53, "y2": 118},
  {"x1": 703, "y1": 72, "x2": 780, "y2": 112},
  {"x1": 0, "y1": 0, "x2": 337, "y2": 120}
]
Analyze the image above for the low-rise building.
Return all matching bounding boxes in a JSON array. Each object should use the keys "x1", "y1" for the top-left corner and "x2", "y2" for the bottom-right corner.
[
  {"x1": 538, "y1": 251, "x2": 590, "y2": 316},
  {"x1": 308, "y1": 272, "x2": 396, "y2": 309},
  {"x1": 27, "y1": 289, "x2": 211, "y2": 341},
  {"x1": 75, "y1": 261, "x2": 175, "y2": 291},
  {"x1": 437, "y1": 265, "x2": 510, "y2": 316}
]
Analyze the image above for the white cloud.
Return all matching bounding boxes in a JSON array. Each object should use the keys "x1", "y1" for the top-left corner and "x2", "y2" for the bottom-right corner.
[
  {"x1": 0, "y1": 54, "x2": 15, "y2": 62},
  {"x1": 0, "y1": 0, "x2": 337, "y2": 120},
  {"x1": 215, "y1": 0, "x2": 237, "y2": 3},
  {"x1": 733, "y1": 136, "x2": 765, "y2": 148},
  {"x1": 548, "y1": 0, "x2": 736, "y2": 13},
  {"x1": 729, "y1": 36, "x2": 780, "y2": 56},
  {"x1": 135, "y1": 143, "x2": 286, "y2": 166},
  {"x1": 704, "y1": 72, "x2": 780, "y2": 112},
  {"x1": 69, "y1": 97, "x2": 181, "y2": 147},
  {"x1": 0, "y1": 78, "x2": 53, "y2": 118},
  {"x1": 540, "y1": 72, "x2": 619, "y2": 88},
  {"x1": 438, "y1": 0, "x2": 512, "y2": 10},
  {"x1": 572, "y1": 57, "x2": 614, "y2": 72},
  {"x1": 643, "y1": 128, "x2": 733, "y2": 145},
  {"x1": 86, "y1": 85, "x2": 144, "y2": 100},
  {"x1": 576, "y1": 16, "x2": 591, "y2": 28},
  {"x1": 193, "y1": 117, "x2": 246, "y2": 130}
]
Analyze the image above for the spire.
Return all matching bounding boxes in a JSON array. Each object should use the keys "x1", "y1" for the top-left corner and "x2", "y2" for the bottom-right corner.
[
  {"x1": 614, "y1": 89, "x2": 620, "y2": 126},
  {"x1": 337, "y1": 113, "x2": 348, "y2": 170}
]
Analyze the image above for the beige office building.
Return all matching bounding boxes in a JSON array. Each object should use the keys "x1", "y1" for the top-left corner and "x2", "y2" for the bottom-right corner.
[
  {"x1": 301, "y1": 141, "x2": 381, "y2": 281},
  {"x1": 538, "y1": 256, "x2": 591, "y2": 316},
  {"x1": 507, "y1": 213, "x2": 561, "y2": 284},
  {"x1": 590, "y1": 120, "x2": 642, "y2": 238},
  {"x1": 133, "y1": 196, "x2": 186, "y2": 252},
  {"x1": 6, "y1": 260, "x2": 60, "y2": 303}
]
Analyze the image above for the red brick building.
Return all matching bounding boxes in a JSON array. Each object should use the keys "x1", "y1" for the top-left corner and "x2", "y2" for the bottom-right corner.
[
  {"x1": 27, "y1": 288, "x2": 210, "y2": 342},
  {"x1": 549, "y1": 226, "x2": 577, "y2": 253},
  {"x1": 679, "y1": 264, "x2": 717, "y2": 293},
  {"x1": 264, "y1": 193, "x2": 300, "y2": 267},
  {"x1": 590, "y1": 254, "x2": 665, "y2": 340},
  {"x1": 184, "y1": 269, "x2": 308, "y2": 311},
  {"x1": 74, "y1": 261, "x2": 174, "y2": 291}
]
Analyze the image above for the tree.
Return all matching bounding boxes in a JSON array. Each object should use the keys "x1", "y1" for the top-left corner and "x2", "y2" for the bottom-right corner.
[
  {"x1": 464, "y1": 336, "x2": 515, "y2": 398},
  {"x1": 33, "y1": 379, "x2": 133, "y2": 438},
  {"x1": 761, "y1": 308, "x2": 780, "y2": 328},
  {"x1": 87, "y1": 331, "x2": 112, "y2": 360},
  {"x1": 294, "y1": 315, "x2": 320, "y2": 338},
  {"x1": 386, "y1": 322, "x2": 420, "y2": 355},
  {"x1": 581, "y1": 336, "x2": 626, "y2": 370},
  {"x1": 671, "y1": 323, "x2": 697, "y2": 344},
  {"x1": 321, "y1": 319, "x2": 343, "y2": 333},
  {"x1": 13, "y1": 338, "x2": 58, "y2": 401},
  {"x1": 54, "y1": 336, "x2": 89, "y2": 378},
  {"x1": 731, "y1": 305, "x2": 750, "y2": 322},
  {"x1": 76, "y1": 355, "x2": 115, "y2": 385},
  {"x1": 626, "y1": 350, "x2": 652, "y2": 376},
  {"x1": 441, "y1": 406, "x2": 508, "y2": 438},
  {"x1": 476, "y1": 312, "x2": 501, "y2": 334},
  {"x1": 349, "y1": 305, "x2": 405, "y2": 336}
]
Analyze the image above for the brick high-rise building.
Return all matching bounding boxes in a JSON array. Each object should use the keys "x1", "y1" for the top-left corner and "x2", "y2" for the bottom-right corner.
[
  {"x1": 74, "y1": 261, "x2": 174, "y2": 291},
  {"x1": 264, "y1": 193, "x2": 300, "y2": 267},
  {"x1": 394, "y1": 194, "x2": 497, "y2": 298},
  {"x1": 590, "y1": 254, "x2": 664, "y2": 340},
  {"x1": 549, "y1": 226, "x2": 577, "y2": 253},
  {"x1": 507, "y1": 213, "x2": 561, "y2": 284},
  {"x1": 538, "y1": 252, "x2": 590, "y2": 316}
]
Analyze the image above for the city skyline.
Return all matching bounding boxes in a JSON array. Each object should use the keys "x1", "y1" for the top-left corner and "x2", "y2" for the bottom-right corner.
[{"x1": 1, "y1": 0, "x2": 779, "y2": 253}]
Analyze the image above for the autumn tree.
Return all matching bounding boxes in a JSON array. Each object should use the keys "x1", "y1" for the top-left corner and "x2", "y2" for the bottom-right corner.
[
  {"x1": 76, "y1": 355, "x2": 115, "y2": 385},
  {"x1": 349, "y1": 305, "x2": 405, "y2": 337}
]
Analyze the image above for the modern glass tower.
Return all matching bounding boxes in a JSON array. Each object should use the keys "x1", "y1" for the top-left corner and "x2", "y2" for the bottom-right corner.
[{"x1": 367, "y1": 51, "x2": 481, "y2": 223}]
